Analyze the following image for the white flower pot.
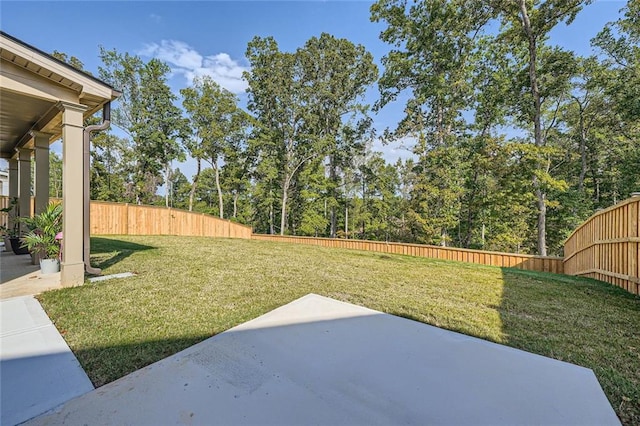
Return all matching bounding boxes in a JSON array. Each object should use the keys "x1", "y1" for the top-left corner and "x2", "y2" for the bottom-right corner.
[{"x1": 40, "y1": 258, "x2": 60, "y2": 275}]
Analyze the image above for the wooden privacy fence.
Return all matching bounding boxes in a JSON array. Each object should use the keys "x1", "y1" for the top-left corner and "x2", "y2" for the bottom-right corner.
[
  {"x1": 89, "y1": 201, "x2": 252, "y2": 239},
  {"x1": 252, "y1": 234, "x2": 564, "y2": 273},
  {"x1": 6, "y1": 195, "x2": 640, "y2": 292},
  {"x1": 1, "y1": 197, "x2": 251, "y2": 238},
  {"x1": 564, "y1": 196, "x2": 640, "y2": 295}
]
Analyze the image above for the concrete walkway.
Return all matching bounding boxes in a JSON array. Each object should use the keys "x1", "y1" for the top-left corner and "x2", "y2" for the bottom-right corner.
[
  {"x1": 27, "y1": 294, "x2": 619, "y2": 425},
  {"x1": 0, "y1": 296, "x2": 94, "y2": 426},
  {"x1": 1, "y1": 250, "x2": 63, "y2": 300}
]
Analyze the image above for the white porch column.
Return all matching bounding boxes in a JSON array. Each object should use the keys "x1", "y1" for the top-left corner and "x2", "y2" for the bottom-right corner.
[
  {"x1": 59, "y1": 101, "x2": 87, "y2": 286},
  {"x1": 17, "y1": 147, "x2": 32, "y2": 229},
  {"x1": 8, "y1": 158, "x2": 18, "y2": 233},
  {"x1": 33, "y1": 131, "x2": 52, "y2": 214}
]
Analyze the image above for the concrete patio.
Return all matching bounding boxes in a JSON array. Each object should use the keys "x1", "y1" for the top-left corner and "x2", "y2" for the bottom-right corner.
[
  {"x1": 26, "y1": 294, "x2": 620, "y2": 425},
  {"x1": 0, "y1": 248, "x2": 63, "y2": 299}
]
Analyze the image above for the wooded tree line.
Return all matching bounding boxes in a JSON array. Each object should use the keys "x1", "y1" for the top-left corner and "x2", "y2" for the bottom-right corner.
[{"x1": 51, "y1": 0, "x2": 638, "y2": 256}]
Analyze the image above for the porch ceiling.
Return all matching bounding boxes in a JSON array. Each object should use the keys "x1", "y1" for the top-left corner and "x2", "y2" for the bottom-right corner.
[
  {"x1": 0, "y1": 31, "x2": 120, "y2": 159},
  {"x1": 0, "y1": 88, "x2": 107, "y2": 157},
  {"x1": 0, "y1": 89, "x2": 57, "y2": 156}
]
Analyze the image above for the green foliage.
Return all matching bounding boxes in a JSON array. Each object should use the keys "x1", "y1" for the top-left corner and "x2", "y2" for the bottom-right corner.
[
  {"x1": 368, "y1": 0, "x2": 632, "y2": 256},
  {"x1": 163, "y1": 168, "x2": 191, "y2": 209},
  {"x1": 49, "y1": 152, "x2": 63, "y2": 198},
  {"x1": 90, "y1": 134, "x2": 129, "y2": 202},
  {"x1": 290, "y1": 159, "x2": 329, "y2": 236},
  {"x1": 51, "y1": 50, "x2": 88, "y2": 73},
  {"x1": 245, "y1": 33, "x2": 377, "y2": 235},
  {"x1": 245, "y1": 36, "x2": 321, "y2": 234},
  {"x1": 181, "y1": 76, "x2": 251, "y2": 217},
  {"x1": 299, "y1": 33, "x2": 378, "y2": 237},
  {"x1": 20, "y1": 202, "x2": 62, "y2": 259},
  {"x1": 592, "y1": 1, "x2": 640, "y2": 122},
  {"x1": 371, "y1": 0, "x2": 493, "y2": 247},
  {"x1": 74, "y1": 4, "x2": 636, "y2": 257},
  {"x1": 98, "y1": 49, "x2": 186, "y2": 205}
]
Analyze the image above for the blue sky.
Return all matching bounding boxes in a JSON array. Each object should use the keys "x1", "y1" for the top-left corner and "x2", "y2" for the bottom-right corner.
[{"x1": 0, "y1": 0, "x2": 628, "y2": 178}]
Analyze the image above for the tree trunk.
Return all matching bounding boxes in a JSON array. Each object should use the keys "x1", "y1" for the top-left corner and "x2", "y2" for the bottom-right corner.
[
  {"x1": 233, "y1": 191, "x2": 238, "y2": 218},
  {"x1": 280, "y1": 170, "x2": 293, "y2": 236},
  {"x1": 164, "y1": 163, "x2": 171, "y2": 208},
  {"x1": 213, "y1": 159, "x2": 224, "y2": 219},
  {"x1": 578, "y1": 105, "x2": 588, "y2": 192},
  {"x1": 329, "y1": 157, "x2": 337, "y2": 238},
  {"x1": 520, "y1": 0, "x2": 547, "y2": 256},
  {"x1": 330, "y1": 208, "x2": 337, "y2": 238},
  {"x1": 345, "y1": 204, "x2": 348, "y2": 238},
  {"x1": 280, "y1": 186, "x2": 288, "y2": 236},
  {"x1": 462, "y1": 169, "x2": 480, "y2": 248},
  {"x1": 361, "y1": 174, "x2": 366, "y2": 239},
  {"x1": 535, "y1": 183, "x2": 547, "y2": 255},
  {"x1": 441, "y1": 229, "x2": 447, "y2": 247},
  {"x1": 188, "y1": 157, "x2": 201, "y2": 212},
  {"x1": 269, "y1": 195, "x2": 275, "y2": 235}
]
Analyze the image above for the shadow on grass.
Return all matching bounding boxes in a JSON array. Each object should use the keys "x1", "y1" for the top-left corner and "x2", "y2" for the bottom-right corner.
[
  {"x1": 498, "y1": 267, "x2": 640, "y2": 425},
  {"x1": 89, "y1": 237, "x2": 155, "y2": 271},
  {"x1": 74, "y1": 335, "x2": 208, "y2": 388}
]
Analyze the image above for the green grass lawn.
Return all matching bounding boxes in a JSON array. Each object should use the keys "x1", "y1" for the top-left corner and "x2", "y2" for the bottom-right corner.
[{"x1": 38, "y1": 235, "x2": 640, "y2": 425}]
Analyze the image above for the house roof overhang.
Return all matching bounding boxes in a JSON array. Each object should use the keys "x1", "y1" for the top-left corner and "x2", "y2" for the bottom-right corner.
[{"x1": 0, "y1": 31, "x2": 121, "y2": 158}]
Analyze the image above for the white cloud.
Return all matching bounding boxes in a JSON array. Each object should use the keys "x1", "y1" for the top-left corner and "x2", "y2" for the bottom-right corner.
[
  {"x1": 141, "y1": 40, "x2": 203, "y2": 70},
  {"x1": 149, "y1": 14, "x2": 162, "y2": 24},
  {"x1": 140, "y1": 40, "x2": 248, "y2": 94}
]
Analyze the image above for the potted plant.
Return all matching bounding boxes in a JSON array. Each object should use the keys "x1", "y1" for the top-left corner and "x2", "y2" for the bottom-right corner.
[
  {"x1": 21, "y1": 210, "x2": 45, "y2": 264},
  {"x1": 20, "y1": 202, "x2": 63, "y2": 274}
]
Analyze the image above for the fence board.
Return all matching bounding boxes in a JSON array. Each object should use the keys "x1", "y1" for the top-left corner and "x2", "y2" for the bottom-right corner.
[
  {"x1": 87, "y1": 200, "x2": 251, "y2": 239},
  {"x1": 564, "y1": 196, "x2": 640, "y2": 295},
  {"x1": 251, "y1": 234, "x2": 563, "y2": 274}
]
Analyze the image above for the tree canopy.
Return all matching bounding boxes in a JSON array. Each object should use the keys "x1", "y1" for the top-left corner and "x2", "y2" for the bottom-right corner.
[{"x1": 82, "y1": 0, "x2": 638, "y2": 257}]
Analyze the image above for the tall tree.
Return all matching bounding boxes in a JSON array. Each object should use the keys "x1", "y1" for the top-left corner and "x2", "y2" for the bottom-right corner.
[
  {"x1": 221, "y1": 134, "x2": 253, "y2": 222},
  {"x1": 371, "y1": 0, "x2": 494, "y2": 246},
  {"x1": 372, "y1": 0, "x2": 592, "y2": 254},
  {"x1": 99, "y1": 49, "x2": 186, "y2": 205},
  {"x1": 299, "y1": 33, "x2": 378, "y2": 237},
  {"x1": 181, "y1": 76, "x2": 250, "y2": 216},
  {"x1": 495, "y1": 0, "x2": 591, "y2": 255},
  {"x1": 249, "y1": 130, "x2": 280, "y2": 234},
  {"x1": 246, "y1": 34, "x2": 377, "y2": 236},
  {"x1": 89, "y1": 133, "x2": 130, "y2": 201},
  {"x1": 245, "y1": 36, "x2": 320, "y2": 235},
  {"x1": 590, "y1": 0, "x2": 640, "y2": 204},
  {"x1": 592, "y1": 0, "x2": 640, "y2": 123}
]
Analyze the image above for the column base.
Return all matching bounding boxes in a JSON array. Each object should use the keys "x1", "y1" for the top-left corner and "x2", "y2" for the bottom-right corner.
[{"x1": 61, "y1": 262, "x2": 85, "y2": 287}]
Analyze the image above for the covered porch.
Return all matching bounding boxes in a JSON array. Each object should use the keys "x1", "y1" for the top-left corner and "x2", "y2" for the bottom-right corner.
[{"x1": 0, "y1": 31, "x2": 120, "y2": 288}]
